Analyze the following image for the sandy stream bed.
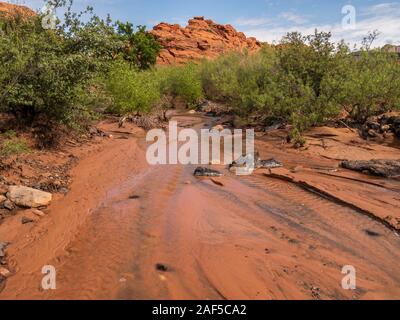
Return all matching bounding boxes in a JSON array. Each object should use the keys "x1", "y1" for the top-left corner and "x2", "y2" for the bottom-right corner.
[{"x1": 0, "y1": 114, "x2": 399, "y2": 300}]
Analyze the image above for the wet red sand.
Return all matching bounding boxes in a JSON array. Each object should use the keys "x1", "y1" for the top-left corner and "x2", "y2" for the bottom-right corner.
[{"x1": 0, "y1": 115, "x2": 399, "y2": 300}]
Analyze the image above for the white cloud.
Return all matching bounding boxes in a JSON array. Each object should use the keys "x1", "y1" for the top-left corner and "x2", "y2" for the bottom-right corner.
[
  {"x1": 234, "y1": 17, "x2": 272, "y2": 27},
  {"x1": 239, "y1": 2, "x2": 400, "y2": 48},
  {"x1": 280, "y1": 12, "x2": 308, "y2": 25}
]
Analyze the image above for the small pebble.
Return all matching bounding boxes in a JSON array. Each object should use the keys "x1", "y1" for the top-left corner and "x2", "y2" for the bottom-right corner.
[
  {"x1": 21, "y1": 217, "x2": 34, "y2": 225},
  {"x1": 155, "y1": 263, "x2": 169, "y2": 272},
  {"x1": 0, "y1": 267, "x2": 11, "y2": 278}
]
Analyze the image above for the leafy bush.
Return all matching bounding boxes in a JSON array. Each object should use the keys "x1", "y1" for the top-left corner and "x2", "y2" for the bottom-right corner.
[
  {"x1": 116, "y1": 22, "x2": 161, "y2": 70},
  {"x1": 103, "y1": 62, "x2": 204, "y2": 115},
  {"x1": 339, "y1": 50, "x2": 400, "y2": 121},
  {"x1": 0, "y1": 2, "x2": 119, "y2": 126},
  {"x1": 200, "y1": 30, "x2": 400, "y2": 139},
  {"x1": 104, "y1": 61, "x2": 161, "y2": 115},
  {"x1": 0, "y1": 0, "x2": 162, "y2": 129},
  {"x1": 159, "y1": 63, "x2": 203, "y2": 107}
]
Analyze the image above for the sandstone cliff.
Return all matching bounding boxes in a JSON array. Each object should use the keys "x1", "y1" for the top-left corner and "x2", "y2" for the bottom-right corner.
[
  {"x1": 0, "y1": 2, "x2": 36, "y2": 18},
  {"x1": 151, "y1": 16, "x2": 262, "y2": 64}
]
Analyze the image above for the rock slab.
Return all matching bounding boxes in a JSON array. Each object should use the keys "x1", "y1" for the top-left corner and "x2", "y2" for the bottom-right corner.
[
  {"x1": 7, "y1": 186, "x2": 52, "y2": 208},
  {"x1": 341, "y1": 160, "x2": 400, "y2": 178}
]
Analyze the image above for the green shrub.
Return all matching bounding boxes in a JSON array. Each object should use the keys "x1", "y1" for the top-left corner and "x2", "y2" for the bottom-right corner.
[
  {"x1": 104, "y1": 61, "x2": 161, "y2": 115},
  {"x1": 201, "y1": 49, "x2": 279, "y2": 123},
  {"x1": 0, "y1": 0, "x2": 161, "y2": 128},
  {"x1": 339, "y1": 50, "x2": 400, "y2": 121},
  {"x1": 0, "y1": 2, "x2": 120, "y2": 126},
  {"x1": 159, "y1": 63, "x2": 203, "y2": 107},
  {"x1": 116, "y1": 22, "x2": 161, "y2": 70},
  {"x1": 199, "y1": 30, "x2": 400, "y2": 137}
]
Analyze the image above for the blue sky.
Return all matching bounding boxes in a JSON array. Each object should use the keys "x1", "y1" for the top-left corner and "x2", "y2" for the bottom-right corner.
[{"x1": 11, "y1": 0, "x2": 400, "y2": 47}]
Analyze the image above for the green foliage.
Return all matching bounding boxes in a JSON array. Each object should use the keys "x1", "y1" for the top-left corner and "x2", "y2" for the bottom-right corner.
[
  {"x1": 0, "y1": 138, "x2": 30, "y2": 157},
  {"x1": 0, "y1": 1, "x2": 120, "y2": 126},
  {"x1": 339, "y1": 50, "x2": 400, "y2": 121},
  {"x1": 1, "y1": 0, "x2": 399, "y2": 146},
  {"x1": 159, "y1": 64, "x2": 203, "y2": 107},
  {"x1": 2, "y1": 130, "x2": 17, "y2": 139},
  {"x1": 116, "y1": 22, "x2": 161, "y2": 70},
  {"x1": 104, "y1": 61, "x2": 161, "y2": 115},
  {"x1": 200, "y1": 30, "x2": 400, "y2": 136},
  {"x1": 0, "y1": 0, "x2": 161, "y2": 129},
  {"x1": 201, "y1": 48, "x2": 278, "y2": 121},
  {"x1": 103, "y1": 62, "x2": 203, "y2": 115}
]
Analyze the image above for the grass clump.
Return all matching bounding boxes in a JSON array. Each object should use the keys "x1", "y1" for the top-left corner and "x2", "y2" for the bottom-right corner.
[{"x1": 0, "y1": 138, "x2": 30, "y2": 157}]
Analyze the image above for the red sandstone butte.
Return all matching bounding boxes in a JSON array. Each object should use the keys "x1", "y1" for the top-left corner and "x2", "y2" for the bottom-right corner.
[
  {"x1": 0, "y1": 2, "x2": 36, "y2": 19},
  {"x1": 151, "y1": 16, "x2": 262, "y2": 64}
]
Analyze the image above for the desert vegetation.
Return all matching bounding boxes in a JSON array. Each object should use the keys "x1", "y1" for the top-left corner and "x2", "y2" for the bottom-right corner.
[{"x1": 1, "y1": 0, "x2": 400, "y2": 150}]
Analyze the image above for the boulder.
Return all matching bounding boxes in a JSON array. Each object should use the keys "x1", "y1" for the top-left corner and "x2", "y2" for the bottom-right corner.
[
  {"x1": 7, "y1": 186, "x2": 52, "y2": 208},
  {"x1": 341, "y1": 160, "x2": 400, "y2": 178},
  {"x1": 32, "y1": 209, "x2": 45, "y2": 217},
  {"x1": 0, "y1": 195, "x2": 6, "y2": 204}
]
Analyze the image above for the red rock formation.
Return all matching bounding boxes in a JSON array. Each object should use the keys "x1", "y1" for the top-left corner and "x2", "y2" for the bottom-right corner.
[
  {"x1": 151, "y1": 16, "x2": 262, "y2": 64},
  {"x1": 0, "y1": 2, "x2": 36, "y2": 18}
]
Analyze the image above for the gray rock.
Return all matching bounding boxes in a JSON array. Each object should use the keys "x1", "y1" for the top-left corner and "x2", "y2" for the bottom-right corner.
[
  {"x1": 341, "y1": 159, "x2": 400, "y2": 178},
  {"x1": 7, "y1": 186, "x2": 52, "y2": 208},
  {"x1": 230, "y1": 152, "x2": 283, "y2": 170},
  {"x1": 3, "y1": 200, "x2": 14, "y2": 211},
  {"x1": 0, "y1": 242, "x2": 10, "y2": 258},
  {"x1": 256, "y1": 159, "x2": 283, "y2": 169},
  {"x1": 265, "y1": 123, "x2": 285, "y2": 132},
  {"x1": 59, "y1": 188, "x2": 69, "y2": 194},
  {"x1": 21, "y1": 216, "x2": 34, "y2": 225},
  {"x1": 194, "y1": 167, "x2": 223, "y2": 177},
  {"x1": 230, "y1": 152, "x2": 259, "y2": 170}
]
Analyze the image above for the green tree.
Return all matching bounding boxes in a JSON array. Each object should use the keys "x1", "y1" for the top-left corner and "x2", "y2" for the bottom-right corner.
[
  {"x1": 116, "y1": 22, "x2": 161, "y2": 70},
  {"x1": 0, "y1": 0, "x2": 120, "y2": 126}
]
